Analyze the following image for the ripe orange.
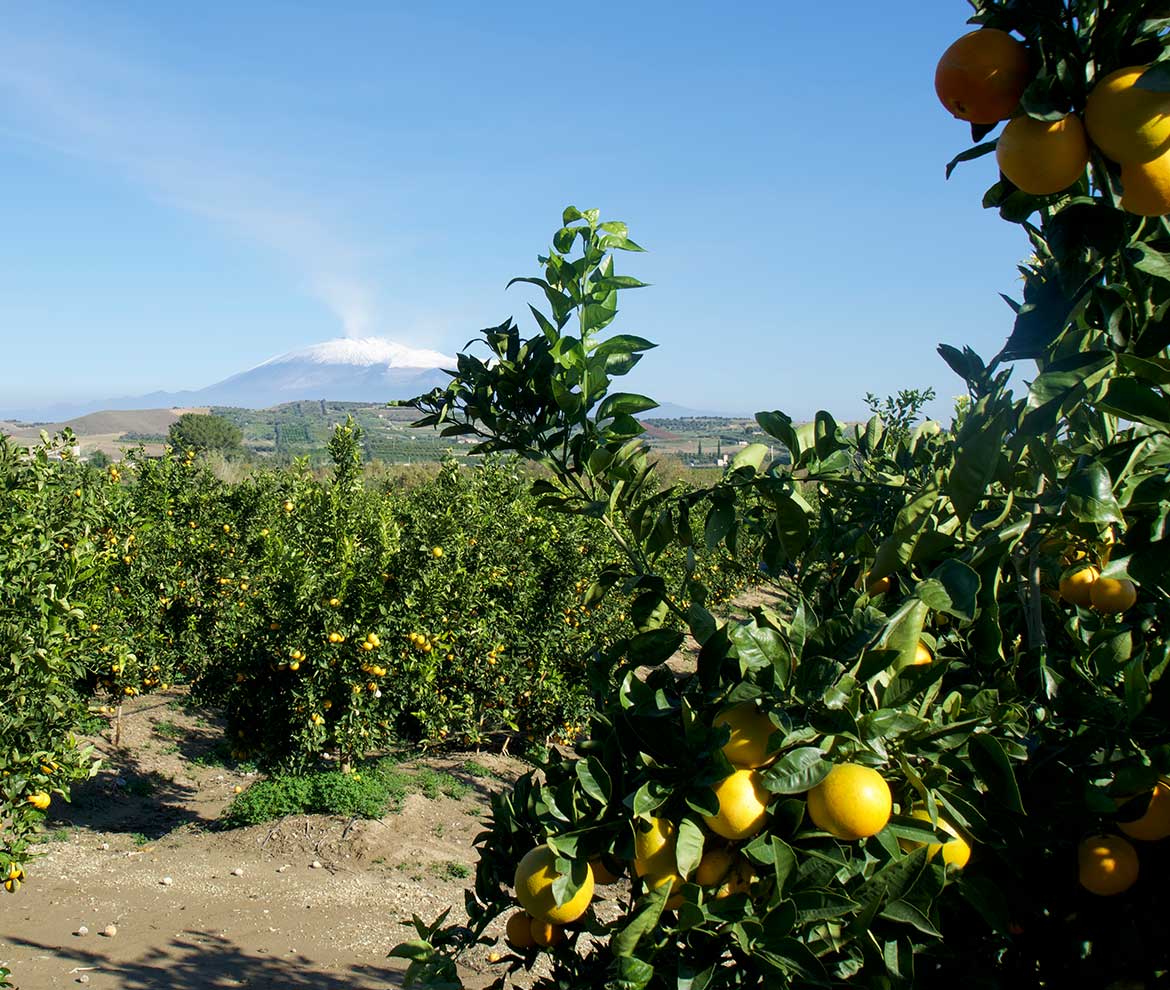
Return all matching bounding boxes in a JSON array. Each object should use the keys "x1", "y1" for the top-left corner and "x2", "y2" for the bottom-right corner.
[
  {"x1": 1118, "y1": 779, "x2": 1170, "y2": 841},
  {"x1": 1085, "y1": 66, "x2": 1170, "y2": 164},
  {"x1": 703, "y1": 768, "x2": 770, "y2": 840},
  {"x1": 714, "y1": 702, "x2": 778, "y2": 768},
  {"x1": 1090, "y1": 577, "x2": 1138, "y2": 614},
  {"x1": 505, "y1": 910, "x2": 535, "y2": 948},
  {"x1": 806, "y1": 764, "x2": 891, "y2": 840},
  {"x1": 864, "y1": 573, "x2": 892, "y2": 596},
  {"x1": 1059, "y1": 564, "x2": 1099, "y2": 607},
  {"x1": 1078, "y1": 835, "x2": 1139, "y2": 895},
  {"x1": 996, "y1": 114, "x2": 1089, "y2": 195},
  {"x1": 514, "y1": 846, "x2": 594, "y2": 924},
  {"x1": 912, "y1": 642, "x2": 933, "y2": 666},
  {"x1": 935, "y1": 29, "x2": 1031, "y2": 124},
  {"x1": 1121, "y1": 147, "x2": 1170, "y2": 215}
]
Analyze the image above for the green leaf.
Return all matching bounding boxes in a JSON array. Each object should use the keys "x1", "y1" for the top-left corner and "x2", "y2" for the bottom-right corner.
[
  {"x1": 793, "y1": 890, "x2": 859, "y2": 921},
  {"x1": 948, "y1": 409, "x2": 1009, "y2": 524},
  {"x1": 756, "y1": 410, "x2": 800, "y2": 460},
  {"x1": 945, "y1": 140, "x2": 997, "y2": 180},
  {"x1": 675, "y1": 817, "x2": 705, "y2": 880},
  {"x1": 915, "y1": 559, "x2": 981, "y2": 620},
  {"x1": 626, "y1": 629, "x2": 685, "y2": 667},
  {"x1": 728, "y1": 617, "x2": 788, "y2": 678},
  {"x1": 761, "y1": 748, "x2": 830, "y2": 794},
  {"x1": 968, "y1": 734, "x2": 1024, "y2": 813},
  {"x1": 687, "y1": 605, "x2": 717, "y2": 645},
  {"x1": 958, "y1": 875, "x2": 1011, "y2": 933},
  {"x1": 729, "y1": 443, "x2": 769, "y2": 475},
  {"x1": 1098, "y1": 377, "x2": 1170, "y2": 430},
  {"x1": 880, "y1": 900, "x2": 941, "y2": 937},
  {"x1": 874, "y1": 598, "x2": 930, "y2": 674},
  {"x1": 1066, "y1": 461, "x2": 1124, "y2": 525},
  {"x1": 591, "y1": 334, "x2": 657, "y2": 359},
  {"x1": 1125, "y1": 655, "x2": 1151, "y2": 721},
  {"x1": 388, "y1": 939, "x2": 434, "y2": 961},
  {"x1": 597, "y1": 392, "x2": 659, "y2": 420},
  {"x1": 870, "y1": 481, "x2": 940, "y2": 580},
  {"x1": 704, "y1": 501, "x2": 734, "y2": 551},
  {"x1": 1128, "y1": 242, "x2": 1170, "y2": 281},
  {"x1": 613, "y1": 885, "x2": 668, "y2": 958},
  {"x1": 576, "y1": 757, "x2": 612, "y2": 804}
]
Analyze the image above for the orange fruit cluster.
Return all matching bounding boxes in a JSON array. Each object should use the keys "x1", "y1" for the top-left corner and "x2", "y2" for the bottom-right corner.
[{"x1": 936, "y1": 30, "x2": 1170, "y2": 213}]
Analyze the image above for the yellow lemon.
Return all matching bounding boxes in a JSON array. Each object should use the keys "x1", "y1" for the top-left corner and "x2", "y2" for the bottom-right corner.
[
  {"x1": 912, "y1": 642, "x2": 933, "y2": 666},
  {"x1": 714, "y1": 857, "x2": 757, "y2": 899},
  {"x1": 1090, "y1": 577, "x2": 1137, "y2": 614},
  {"x1": 1121, "y1": 146, "x2": 1170, "y2": 215},
  {"x1": 514, "y1": 846, "x2": 594, "y2": 924},
  {"x1": 1085, "y1": 65, "x2": 1170, "y2": 164},
  {"x1": 694, "y1": 847, "x2": 736, "y2": 887},
  {"x1": 588, "y1": 856, "x2": 622, "y2": 885},
  {"x1": 633, "y1": 817, "x2": 677, "y2": 878},
  {"x1": 529, "y1": 918, "x2": 564, "y2": 947},
  {"x1": 703, "y1": 769, "x2": 770, "y2": 841},
  {"x1": 714, "y1": 702, "x2": 778, "y2": 768},
  {"x1": 806, "y1": 764, "x2": 891, "y2": 840},
  {"x1": 1059, "y1": 565, "x2": 1099, "y2": 607}
]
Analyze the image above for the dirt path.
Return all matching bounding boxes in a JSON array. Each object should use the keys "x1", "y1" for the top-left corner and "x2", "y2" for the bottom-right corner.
[{"x1": 1, "y1": 692, "x2": 521, "y2": 989}]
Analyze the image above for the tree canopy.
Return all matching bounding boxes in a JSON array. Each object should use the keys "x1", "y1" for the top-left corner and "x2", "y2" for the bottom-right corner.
[{"x1": 167, "y1": 413, "x2": 243, "y2": 455}]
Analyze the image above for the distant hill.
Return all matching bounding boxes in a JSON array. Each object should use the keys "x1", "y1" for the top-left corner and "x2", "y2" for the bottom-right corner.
[{"x1": 10, "y1": 407, "x2": 210, "y2": 435}]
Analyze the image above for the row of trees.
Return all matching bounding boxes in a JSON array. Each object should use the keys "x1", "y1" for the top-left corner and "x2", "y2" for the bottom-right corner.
[{"x1": 0, "y1": 423, "x2": 759, "y2": 889}]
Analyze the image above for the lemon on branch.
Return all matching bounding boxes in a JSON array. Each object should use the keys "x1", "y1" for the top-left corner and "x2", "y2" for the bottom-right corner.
[
  {"x1": 514, "y1": 846, "x2": 593, "y2": 924},
  {"x1": 806, "y1": 764, "x2": 891, "y2": 840}
]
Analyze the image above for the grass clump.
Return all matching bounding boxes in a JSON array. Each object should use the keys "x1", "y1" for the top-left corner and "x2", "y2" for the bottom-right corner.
[
  {"x1": 218, "y1": 760, "x2": 473, "y2": 828},
  {"x1": 413, "y1": 768, "x2": 470, "y2": 800},
  {"x1": 220, "y1": 758, "x2": 409, "y2": 828},
  {"x1": 459, "y1": 759, "x2": 496, "y2": 779}
]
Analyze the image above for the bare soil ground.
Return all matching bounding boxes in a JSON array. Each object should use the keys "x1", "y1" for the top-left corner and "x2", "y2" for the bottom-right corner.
[{"x1": 0, "y1": 692, "x2": 523, "y2": 989}]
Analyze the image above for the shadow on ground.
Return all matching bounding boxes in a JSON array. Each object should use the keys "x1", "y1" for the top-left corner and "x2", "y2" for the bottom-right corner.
[
  {"x1": 48, "y1": 698, "x2": 232, "y2": 839},
  {"x1": 6, "y1": 933, "x2": 407, "y2": 989}
]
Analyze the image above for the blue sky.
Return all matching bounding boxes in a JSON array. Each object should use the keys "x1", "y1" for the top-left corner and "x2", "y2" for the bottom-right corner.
[{"x1": 0, "y1": 2, "x2": 1031, "y2": 420}]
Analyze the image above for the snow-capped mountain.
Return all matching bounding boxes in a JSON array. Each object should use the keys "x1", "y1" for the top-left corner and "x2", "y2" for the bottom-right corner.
[{"x1": 2, "y1": 337, "x2": 456, "y2": 421}]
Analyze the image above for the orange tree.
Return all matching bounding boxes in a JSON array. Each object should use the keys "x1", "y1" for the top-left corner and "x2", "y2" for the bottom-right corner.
[
  {"x1": 196, "y1": 420, "x2": 642, "y2": 768},
  {"x1": 394, "y1": 51, "x2": 1170, "y2": 981},
  {"x1": 0, "y1": 432, "x2": 103, "y2": 890}
]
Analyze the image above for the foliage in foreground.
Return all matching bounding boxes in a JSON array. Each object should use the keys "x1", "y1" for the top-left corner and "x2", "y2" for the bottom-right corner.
[{"x1": 394, "y1": 51, "x2": 1170, "y2": 982}]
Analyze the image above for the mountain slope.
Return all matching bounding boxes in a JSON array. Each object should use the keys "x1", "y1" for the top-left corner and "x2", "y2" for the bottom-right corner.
[{"x1": 2, "y1": 337, "x2": 456, "y2": 421}]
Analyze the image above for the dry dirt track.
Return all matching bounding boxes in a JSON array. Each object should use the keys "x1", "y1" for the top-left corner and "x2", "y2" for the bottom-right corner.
[{"x1": 0, "y1": 693, "x2": 518, "y2": 990}]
